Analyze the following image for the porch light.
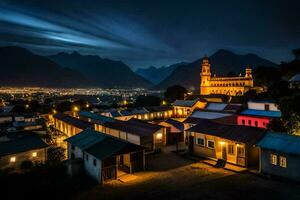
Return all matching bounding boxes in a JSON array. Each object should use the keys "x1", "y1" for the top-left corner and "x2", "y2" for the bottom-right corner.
[
  {"x1": 219, "y1": 141, "x2": 226, "y2": 145},
  {"x1": 156, "y1": 133, "x2": 163, "y2": 140},
  {"x1": 10, "y1": 157, "x2": 16, "y2": 163}
]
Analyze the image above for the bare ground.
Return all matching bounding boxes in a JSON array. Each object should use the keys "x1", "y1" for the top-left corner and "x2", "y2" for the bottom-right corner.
[{"x1": 75, "y1": 146, "x2": 300, "y2": 200}]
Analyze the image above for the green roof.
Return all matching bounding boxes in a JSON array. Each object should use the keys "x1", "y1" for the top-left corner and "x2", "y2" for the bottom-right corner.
[{"x1": 65, "y1": 130, "x2": 144, "y2": 160}]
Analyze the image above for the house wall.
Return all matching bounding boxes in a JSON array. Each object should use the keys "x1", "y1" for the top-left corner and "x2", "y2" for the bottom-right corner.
[
  {"x1": 67, "y1": 143, "x2": 102, "y2": 183},
  {"x1": 68, "y1": 143, "x2": 83, "y2": 159},
  {"x1": 260, "y1": 149, "x2": 300, "y2": 181},
  {"x1": 153, "y1": 128, "x2": 167, "y2": 148},
  {"x1": 83, "y1": 152, "x2": 102, "y2": 183},
  {"x1": 248, "y1": 102, "x2": 279, "y2": 111},
  {"x1": 192, "y1": 132, "x2": 247, "y2": 166},
  {"x1": 54, "y1": 118, "x2": 83, "y2": 137},
  {"x1": 237, "y1": 115, "x2": 270, "y2": 129},
  {"x1": 97, "y1": 125, "x2": 166, "y2": 151},
  {"x1": 130, "y1": 151, "x2": 145, "y2": 172},
  {"x1": 0, "y1": 148, "x2": 47, "y2": 170}
]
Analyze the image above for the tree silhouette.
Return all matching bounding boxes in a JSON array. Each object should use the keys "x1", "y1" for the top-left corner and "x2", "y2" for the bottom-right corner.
[{"x1": 292, "y1": 48, "x2": 300, "y2": 60}]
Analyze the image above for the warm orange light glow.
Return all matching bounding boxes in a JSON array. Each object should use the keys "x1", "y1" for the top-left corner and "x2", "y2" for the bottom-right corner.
[
  {"x1": 73, "y1": 106, "x2": 79, "y2": 111},
  {"x1": 219, "y1": 141, "x2": 226, "y2": 146},
  {"x1": 178, "y1": 109, "x2": 183, "y2": 115},
  {"x1": 32, "y1": 152, "x2": 37, "y2": 157},
  {"x1": 161, "y1": 100, "x2": 167, "y2": 105},
  {"x1": 156, "y1": 133, "x2": 163, "y2": 140},
  {"x1": 10, "y1": 156, "x2": 16, "y2": 163},
  {"x1": 86, "y1": 103, "x2": 90, "y2": 108}
]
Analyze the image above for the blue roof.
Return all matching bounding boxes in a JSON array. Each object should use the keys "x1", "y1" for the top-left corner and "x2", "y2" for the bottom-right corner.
[
  {"x1": 256, "y1": 132, "x2": 300, "y2": 155},
  {"x1": 240, "y1": 109, "x2": 281, "y2": 118},
  {"x1": 205, "y1": 103, "x2": 227, "y2": 111},
  {"x1": 79, "y1": 111, "x2": 115, "y2": 124}
]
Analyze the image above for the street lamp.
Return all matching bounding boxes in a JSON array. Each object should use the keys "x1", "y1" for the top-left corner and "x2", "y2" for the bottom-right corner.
[{"x1": 73, "y1": 106, "x2": 79, "y2": 112}]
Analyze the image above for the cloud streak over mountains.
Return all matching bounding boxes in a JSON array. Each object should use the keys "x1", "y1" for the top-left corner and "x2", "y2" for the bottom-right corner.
[{"x1": 0, "y1": 0, "x2": 299, "y2": 69}]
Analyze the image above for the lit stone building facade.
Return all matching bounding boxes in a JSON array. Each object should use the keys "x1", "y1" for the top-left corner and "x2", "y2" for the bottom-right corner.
[{"x1": 200, "y1": 57, "x2": 254, "y2": 96}]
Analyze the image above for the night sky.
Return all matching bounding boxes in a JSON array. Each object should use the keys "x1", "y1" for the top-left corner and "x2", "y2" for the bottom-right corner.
[{"x1": 0, "y1": 0, "x2": 299, "y2": 69}]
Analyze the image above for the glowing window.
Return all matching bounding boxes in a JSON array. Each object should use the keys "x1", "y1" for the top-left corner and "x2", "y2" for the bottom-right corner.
[
  {"x1": 280, "y1": 156, "x2": 287, "y2": 168},
  {"x1": 156, "y1": 133, "x2": 163, "y2": 140},
  {"x1": 10, "y1": 156, "x2": 16, "y2": 163},
  {"x1": 32, "y1": 152, "x2": 37, "y2": 157},
  {"x1": 270, "y1": 154, "x2": 277, "y2": 165}
]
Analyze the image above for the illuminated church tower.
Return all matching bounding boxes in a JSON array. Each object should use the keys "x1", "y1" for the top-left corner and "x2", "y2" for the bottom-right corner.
[
  {"x1": 199, "y1": 56, "x2": 254, "y2": 96},
  {"x1": 200, "y1": 56, "x2": 211, "y2": 95}
]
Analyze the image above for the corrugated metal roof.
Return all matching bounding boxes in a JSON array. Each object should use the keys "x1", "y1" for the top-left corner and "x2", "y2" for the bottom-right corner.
[
  {"x1": 104, "y1": 118, "x2": 163, "y2": 137},
  {"x1": 190, "y1": 110, "x2": 233, "y2": 119},
  {"x1": 79, "y1": 111, "x2": 115, "y2": 124},
  {"x1": 187, "y1": 119, "x2": 265, "y2": 145},
  {"x1": 240, "y1": 109, "x2": 281, "y2": 118},
  {"x1": 205, "y1": 103, "x2": 227, "y2": 111},
  {"x1": 256, "y1": 132, "x2": 300, "y2": 155},
  {"x1": 65, "y1": 130, "x2": 144, "y2": 160}
]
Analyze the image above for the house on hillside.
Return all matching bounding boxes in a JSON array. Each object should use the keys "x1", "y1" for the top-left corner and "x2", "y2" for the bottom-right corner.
[
  {"x1": 256, "y1": 132, "x2": 300, "y2": 181},
  {"x1": 65, "y1": 130, "x2": 145, "y2": 184},
  {"x1": 173, "y1": 99, "x2": 207, "y2": 118},
  {"x1": 288, "y1": 73, "x2": 300, "y2": 89},
  {"x1": 186, "y1": 119, "x2": 265, "y2": 168},
  {"x1": 95, "y1": 118, "x2": 166, "y2": 151},
  {"x1": 0, "y1": 132, "x2": 48, "y2": 170},
  {"x1": 237, "y1": 100, "x2": 281, "y2": 129}
]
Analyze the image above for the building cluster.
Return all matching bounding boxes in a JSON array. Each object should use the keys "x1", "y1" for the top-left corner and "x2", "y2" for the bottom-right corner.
[
  {"x1": 0, "y1": 58, "x2": 299, "y2": 184},
  {"x1": 1, "y1": 92, "x2": 299, "y2": 183}
]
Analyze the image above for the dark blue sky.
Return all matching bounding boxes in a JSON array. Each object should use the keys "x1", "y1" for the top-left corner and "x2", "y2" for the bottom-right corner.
[{"x1": 0, "y1": 0, "x2": 299, "y2": 69}]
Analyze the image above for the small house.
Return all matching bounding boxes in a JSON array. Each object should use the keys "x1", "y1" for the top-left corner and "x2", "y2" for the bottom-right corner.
[
  {"x1": 186, "y1": 119, "x2": 265, "y2": 168},
  {"x1": 256, "y1": 132, "x2": 300, "y2": 181},
  {"x1": 95, "y1": 118, "x2": 166, "y2": 151},
  {"x1": 65, "y1": 130, "x2": 145, "y2": 184},
  {"x1": 0, "y1": 132, "x2": 48, "y2": 170},
  {"x1": 237, "y1": 100, "x2": 281, "y2": 129}
]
